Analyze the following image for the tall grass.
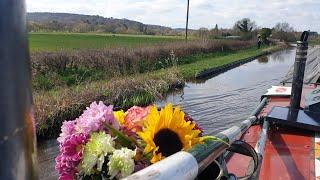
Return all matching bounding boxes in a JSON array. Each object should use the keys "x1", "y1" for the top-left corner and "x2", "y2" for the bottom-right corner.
[
  {"x1": 35, "y1": 69, "x2": 183, "y2": 139},
  {"x1": 31, "y1": 40, "x2": 253, "y2": 90}
]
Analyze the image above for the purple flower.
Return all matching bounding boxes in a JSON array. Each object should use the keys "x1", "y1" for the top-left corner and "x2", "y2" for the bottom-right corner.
[
  {"x1": 75, "y1": 101, "x2": 119, "y2": 134},
  {"x1": 55, "y1": 133, "x2": 88, "y2": 180},
  {"x1": 57, "y1": 120, "x2": 76, "y2": 143},
  {"x1": 134, "y1": 160, "x2": 149, "y2": 172}
]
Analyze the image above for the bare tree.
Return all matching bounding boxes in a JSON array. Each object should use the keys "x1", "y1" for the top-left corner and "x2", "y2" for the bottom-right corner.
[
  {"x1": 274, "y1": 22, "x2": 294, "y2": 32},
  {"x1": 272, "y1": 22, "x2": 296, "y2": 42}
]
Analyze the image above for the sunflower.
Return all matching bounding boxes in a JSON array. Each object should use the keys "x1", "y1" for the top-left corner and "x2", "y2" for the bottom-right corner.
[{"x1": 137, "y1": 104, "x2": 202, "y2": 163}]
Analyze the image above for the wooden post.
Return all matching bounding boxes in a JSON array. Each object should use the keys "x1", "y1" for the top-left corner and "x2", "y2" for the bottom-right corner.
[
  {"x1": 290, "y1": 31, "x2": 309, "y2": 109},
  {"x1": 0, "y1": 0, "x2": 38, "y2": 179}
]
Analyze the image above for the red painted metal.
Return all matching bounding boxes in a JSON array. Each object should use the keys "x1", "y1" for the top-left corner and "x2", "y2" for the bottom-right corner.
[
  {"x1": 226, "y1": 84, "x2": 318, "y2": 179},
  {"x1": 260, "y1": 126, "x2": 314, "y2": 180},
  {"x1": 227, "y1": 125, "x2": 261, "y2": 177}
]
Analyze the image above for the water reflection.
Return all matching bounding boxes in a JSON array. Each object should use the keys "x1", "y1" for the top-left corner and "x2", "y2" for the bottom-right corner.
[
  {"x1": 37, "y1": 139, "x2": 59, "y2": 180},
  {"x1": 269, "y1": 49, "x2": 293, "y2": 62},
  {"x1": 257, "y1": 56, "x2": 268, "y2": 63}
]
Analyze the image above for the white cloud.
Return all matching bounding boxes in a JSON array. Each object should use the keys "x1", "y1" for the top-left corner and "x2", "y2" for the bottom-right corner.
[{"x1": 26, "y1": 0, "x2": 320, "y2": 32}]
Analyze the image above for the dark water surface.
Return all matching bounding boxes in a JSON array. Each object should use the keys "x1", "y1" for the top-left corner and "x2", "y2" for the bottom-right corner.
[{"x1": 37, "y1": 48, "x2": 296, "y2": 179}]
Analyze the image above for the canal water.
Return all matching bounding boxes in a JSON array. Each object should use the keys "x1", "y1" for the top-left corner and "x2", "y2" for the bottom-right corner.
[
  {"x1": 37, "y1": 48, "x2": 296, "y2": 179},
  {"x1": 156, "y1": 48, "x2": 296, "y2": 134}
]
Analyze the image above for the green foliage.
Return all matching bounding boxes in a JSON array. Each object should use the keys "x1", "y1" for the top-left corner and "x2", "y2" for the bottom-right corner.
[
  {"x1": 235, "y1": 18, "x2": 256, "y2": 33},
  {"x1": 114, "y1": 91, "x2": 156, "y2": 109},
  {"x1": 33, "y1": 73, "x2": 56, "y2": 90},
  {"x1": 260, "y1": 28, "x2": 272, "y2": 43},
  {"x1": 33, "y1": 68, "x2": 105, "y2": 90},
  {"x1": 309, "y1": 37, "x2": 320, "y2": 45},
  {"x1": 104, "y1": 123, "x2": 137, "y2": 149},
  {"x1": 233, "y1": 18, "x2": 256, "y2": 40},
  {"x1": 179, "y1": 47, "x2": 265, "y2": 79},
  {"x1": 58, "y1": 68, "x2": 105, "y2": 86},
  {"x1": 27, "y1": 12, "x2": 180, "y2": 36}
]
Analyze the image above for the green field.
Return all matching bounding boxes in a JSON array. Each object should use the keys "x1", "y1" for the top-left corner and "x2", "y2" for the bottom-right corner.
[{"x1": 28, "y1": 33, "x2": 184, "y2": 52}]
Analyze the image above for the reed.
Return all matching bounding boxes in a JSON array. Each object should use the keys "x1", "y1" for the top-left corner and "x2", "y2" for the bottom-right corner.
[
  {"x1": 31, "y1": 40, "x2": 253, "y2": 90},
  {"x1": 35, "y1": 69, "x2": 183, "y2": 139}
]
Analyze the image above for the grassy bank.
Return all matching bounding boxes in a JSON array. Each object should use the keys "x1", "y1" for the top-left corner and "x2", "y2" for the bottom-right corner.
[
  {"x1": 180, "y1": 48, "x2": 264, "y2": 79},
  {"x1": 35, "y1": 44, "x2": 285, "y2": 139},
  {"x1": 310, "y1": 39, "x2": 320, "y2": 46},
  {"x1": 29, "y1": 33, "x2": 184, "y2": 52},
  {"x1": 35, "y1": 69, "x2": 184, "y2": 139},
  {"x1": 31, "y1": 39, "x2": 253, "y2": 91},
  {"x1": 179, "y1": 45, "x2": 286, "y2": 80}
]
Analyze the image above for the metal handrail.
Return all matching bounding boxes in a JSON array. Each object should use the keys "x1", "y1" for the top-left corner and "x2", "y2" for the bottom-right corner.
[{"x1": 124, "y1": 97, "x2": 267, "y2": 180}]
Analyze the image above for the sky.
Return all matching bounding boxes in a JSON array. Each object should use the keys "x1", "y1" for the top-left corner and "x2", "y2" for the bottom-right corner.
[{"x1": 26, "y1": 0, "x2": 320, "y2": 32}]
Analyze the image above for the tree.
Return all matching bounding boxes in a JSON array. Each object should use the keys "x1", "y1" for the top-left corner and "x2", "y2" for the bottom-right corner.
[
  {"x1": 233, "y1": 18, "x2": 256, "y2": 40},
  {"x1": 273, "y1": 22, "x2": 294, "y2": 32},
  {"x1": 209, "y1": 24, "x2": 220, "y2": 39},
  {"x1": 260, "y1": 28, "x2": 272, "y2": 44},
  {"x1": 214, "y1": 24, "x2": 218, "y2": 32},
  {"x1": 234, "y1": 18, "x2": 256, "y2": 33},
  {"x1": 272, "y1": 22, "x2": 296, "y2": 42}
]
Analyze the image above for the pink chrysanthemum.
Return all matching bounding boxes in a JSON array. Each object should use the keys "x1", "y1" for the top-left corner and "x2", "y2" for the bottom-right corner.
[
  {"x1": 57, "y1": 173, "x2": 74, "y2": 180},
  {"x1": 75, "y1": 101, "x2": 119, "y2": 134},
  {"x1": 123, "y1": 106, "x2": 150, "y2": 132},
  {"x1": 55, "y1": 133, "x2": 88, "y2": 180},
  {"x1": 57, "y1": 120, "x2": 77, "y2": 143}
]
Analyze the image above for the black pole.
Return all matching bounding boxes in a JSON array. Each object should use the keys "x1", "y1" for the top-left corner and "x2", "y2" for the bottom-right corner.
[
  {"x1": 185, "y1": 0, "x2": 190, "y2": 42},
  {"x1": 0, "y1": 0, "x2": 38, "y2": 179},
  {"x1": 290, "y1": 31, "x2": 309, "y2": 109}
]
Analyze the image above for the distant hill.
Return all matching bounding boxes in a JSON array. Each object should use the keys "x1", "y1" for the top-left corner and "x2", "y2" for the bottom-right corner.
[{"x1": 27, "y1": 12, "x2": 183, "y2": 35}]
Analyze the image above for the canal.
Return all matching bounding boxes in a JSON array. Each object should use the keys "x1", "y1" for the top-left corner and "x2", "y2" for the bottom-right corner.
[{"x1": 37, "y1": 48, "x2": 296, "y2": 179}]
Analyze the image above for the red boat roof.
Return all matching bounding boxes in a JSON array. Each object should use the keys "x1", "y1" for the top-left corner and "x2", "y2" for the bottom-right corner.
[{"x1": 227, "y1": 84, "x2": 320, "y2": 179}]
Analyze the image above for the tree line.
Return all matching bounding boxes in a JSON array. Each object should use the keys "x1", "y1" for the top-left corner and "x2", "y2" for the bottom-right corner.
[
  {"x1": 27, "y1": 13, "x2": 318, "y2": 42},
  {"x1": 195, "y1": 18, "x2": 301, "y2": 43}
]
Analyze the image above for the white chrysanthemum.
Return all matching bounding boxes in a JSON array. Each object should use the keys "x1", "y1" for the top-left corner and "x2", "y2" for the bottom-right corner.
[
  {"x1": 108, "y1": 148, "x2": 136, "y2": 178},
  {"x1": 79, "y1": 132, "x2": 115, "y2": 175}
]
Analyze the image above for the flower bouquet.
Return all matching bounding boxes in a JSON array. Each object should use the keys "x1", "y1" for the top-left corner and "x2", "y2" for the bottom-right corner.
[{"x1": 55, "y1": 101, "x2": 203, "y2": 180}]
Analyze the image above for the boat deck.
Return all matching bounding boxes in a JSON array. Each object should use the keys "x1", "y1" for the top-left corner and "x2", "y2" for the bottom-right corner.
[{"x1": 226, "y1": 84, "x2": 320, "y2": 179}]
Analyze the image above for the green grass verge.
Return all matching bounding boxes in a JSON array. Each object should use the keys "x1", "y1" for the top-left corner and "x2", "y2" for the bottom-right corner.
[
  {"x1": 29, "y1": 32, "x2": 184, "y2": 52},
  {"x1": 309, "y1": 39, "x2": 320, "y2": 46},
  {"x1": 178, "y1": 47, "x2": 267, "y2": 79}
]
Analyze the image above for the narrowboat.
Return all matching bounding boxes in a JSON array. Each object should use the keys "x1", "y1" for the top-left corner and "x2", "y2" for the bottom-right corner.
[{"x1": 122, "y1": 32, "x2": 320, "y2": 180}]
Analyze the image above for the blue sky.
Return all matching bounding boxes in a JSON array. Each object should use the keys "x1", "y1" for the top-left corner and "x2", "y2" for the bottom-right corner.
[{"x1": 27, "y1": 0, "x2": 320, "y2": 32}]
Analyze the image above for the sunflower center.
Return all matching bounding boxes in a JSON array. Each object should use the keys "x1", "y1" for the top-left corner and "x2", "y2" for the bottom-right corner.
[{"x1": 153, "y1": 128, "x2": 183, "y2": 157}]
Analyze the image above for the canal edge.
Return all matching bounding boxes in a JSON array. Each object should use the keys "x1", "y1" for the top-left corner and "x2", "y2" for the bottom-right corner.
[{"x1": 195, "y1": 46, "x2": 288, "y2": 79}]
